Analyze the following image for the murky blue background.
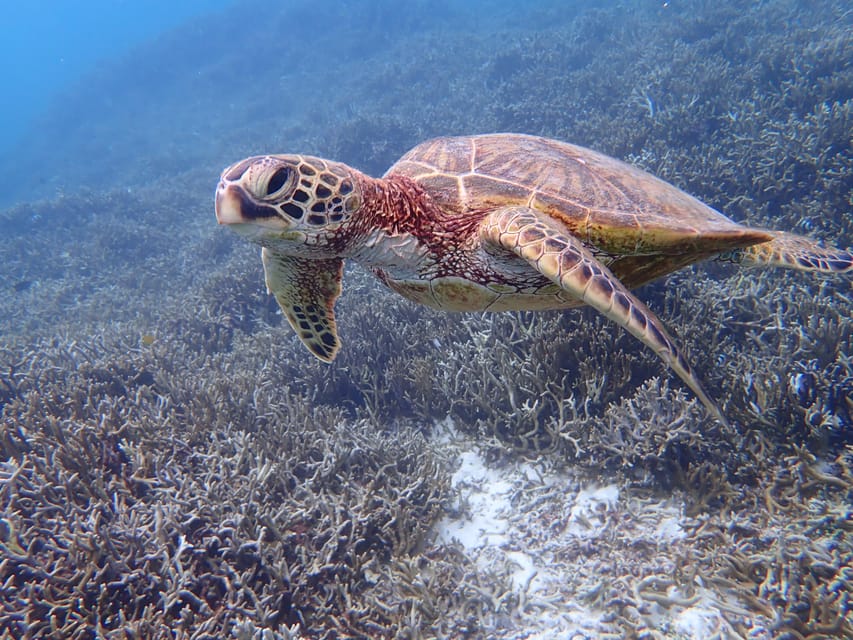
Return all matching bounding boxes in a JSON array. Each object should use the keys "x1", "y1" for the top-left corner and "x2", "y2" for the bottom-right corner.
[{"x1": 1, "y1": 0, "x2": 234, "y2": 154}]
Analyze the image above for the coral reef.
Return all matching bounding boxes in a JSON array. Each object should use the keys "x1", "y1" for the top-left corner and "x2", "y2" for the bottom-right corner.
[
  {"x1": 0, "y1": 331, "x2": 455, "y2": 638},
  {"x1": 436, "y1": 427, "x2": 852, "y2": 638},
  {"x1": 0, "y1": 0, "x2": 851, "y2": 637}
]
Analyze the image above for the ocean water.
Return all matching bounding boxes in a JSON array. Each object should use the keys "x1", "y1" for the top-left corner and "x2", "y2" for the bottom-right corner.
[
  {"x1": 1, "y1": 1, "x2": 851, "y2": 638},
  {"x1": 0, "y1": 0, "x2": 234, "y2": 158}
]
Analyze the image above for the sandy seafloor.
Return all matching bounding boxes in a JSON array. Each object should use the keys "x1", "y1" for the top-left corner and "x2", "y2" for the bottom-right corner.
[
  {"x1": 434, "y1": 423, "x2": 754, "y2": 639},
  {"x1": 0, "y1": 1, "x2": 851, "y2": 638}
]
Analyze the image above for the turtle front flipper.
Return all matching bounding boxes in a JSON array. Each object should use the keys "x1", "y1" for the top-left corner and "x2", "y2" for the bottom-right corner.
[
  {"x1": 261, "y1": 248, "x2": 344, "y2": 362},
  {"x1": 480, "y1": 206, "x2": 727, "y2": 425}
]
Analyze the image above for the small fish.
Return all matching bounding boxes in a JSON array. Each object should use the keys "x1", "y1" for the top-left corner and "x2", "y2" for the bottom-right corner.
[{"x1": 12, "y1": 280, "x2": 34, "y2": 293}]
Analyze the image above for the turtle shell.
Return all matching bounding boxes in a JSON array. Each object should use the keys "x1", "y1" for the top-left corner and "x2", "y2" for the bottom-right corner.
[{"x1": 386, "y1": 133, "x2": 770, "y2": 287}]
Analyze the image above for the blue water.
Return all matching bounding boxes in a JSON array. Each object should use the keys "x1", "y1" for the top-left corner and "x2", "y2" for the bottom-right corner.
[
  {"x1": 0, "y1": 0, "x2": 607, "y2": 208},
  {"x1": 0, "y1": 0, "x2": 234, "y2": 154}
]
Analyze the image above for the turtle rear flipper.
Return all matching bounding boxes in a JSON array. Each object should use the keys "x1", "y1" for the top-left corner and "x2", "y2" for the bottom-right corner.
[
  {"x1": 262, "y1": 249, "x2": 344, "y2": 362},
  {"x1": 481, "y1": 205, "x2": 728, "y2": 426},
  {"x1": 735, "y1": 231, "x2": 852, "y2": 273}
]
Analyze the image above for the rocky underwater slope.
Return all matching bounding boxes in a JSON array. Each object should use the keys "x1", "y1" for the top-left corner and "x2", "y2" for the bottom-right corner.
[{"x1": 0, "y1": 0, "x2": 851, "y2": 637}]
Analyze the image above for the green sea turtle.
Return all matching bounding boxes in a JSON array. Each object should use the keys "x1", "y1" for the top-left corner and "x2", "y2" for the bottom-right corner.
[{"x1": 215, "y1": 133, "x2": 852, "y2": 424}]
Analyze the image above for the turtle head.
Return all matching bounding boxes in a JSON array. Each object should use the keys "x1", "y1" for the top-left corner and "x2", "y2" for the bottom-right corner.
[{"x1": 215, "y1": 154, "x2": 362, "y2": 253}]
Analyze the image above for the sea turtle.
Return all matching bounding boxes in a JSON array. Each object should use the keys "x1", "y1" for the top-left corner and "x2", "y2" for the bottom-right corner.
[{"x1": 215, "y1": 133, "x2": 852, "y2": 424}]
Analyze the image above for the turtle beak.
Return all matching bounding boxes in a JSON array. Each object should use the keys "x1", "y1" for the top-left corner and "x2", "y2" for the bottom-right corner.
[
  {"x1": 215, "y1": 182, "x2": 246, "y2": 226},
  {"x1": 215, "y1": 180, "x2": 281, "y2": 226},
  {"x1": 216, "y1": 159, "x2": 292, "y2": 241}
]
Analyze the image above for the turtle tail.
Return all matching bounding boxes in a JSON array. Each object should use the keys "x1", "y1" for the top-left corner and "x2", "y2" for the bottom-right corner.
[{"x1": 733, "y1": 231, "x2": 852, "y2": 274}]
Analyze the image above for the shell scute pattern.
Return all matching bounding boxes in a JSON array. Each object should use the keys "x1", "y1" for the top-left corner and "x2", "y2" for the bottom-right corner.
[{"x1": 391, "y1": 134, "x2": 758, "y2": 257}]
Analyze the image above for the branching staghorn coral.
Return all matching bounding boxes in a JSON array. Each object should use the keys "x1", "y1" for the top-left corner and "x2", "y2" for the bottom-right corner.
[
  {"x1": 0, "y1": 333, "x2": 467, "y2": 638},
  {"x1": 5, "y1": 184, "x2": 849, "y2": 639}
]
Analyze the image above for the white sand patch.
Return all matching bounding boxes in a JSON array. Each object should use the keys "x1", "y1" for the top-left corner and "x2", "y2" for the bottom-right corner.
[
  {"x1": 674, "y1": 604, "x2": 728, "y2": 638},
  {"x1": 656, "y1": 514, "x2": 687, "y2": 542},
  {"x1": 437, "y1": 449, "x2": 514, "y2": 549},
  {"x1": 566, "y1": 484, "x2": 619, "y2": 537},
  {"x1": 431, "y1": 421, "x2": 759, "y2": 639}
]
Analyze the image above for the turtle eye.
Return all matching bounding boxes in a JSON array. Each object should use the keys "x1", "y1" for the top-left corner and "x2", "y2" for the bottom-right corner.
[{"x1": 266, "y1": 167, "x2": 292, "y2": 196}]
